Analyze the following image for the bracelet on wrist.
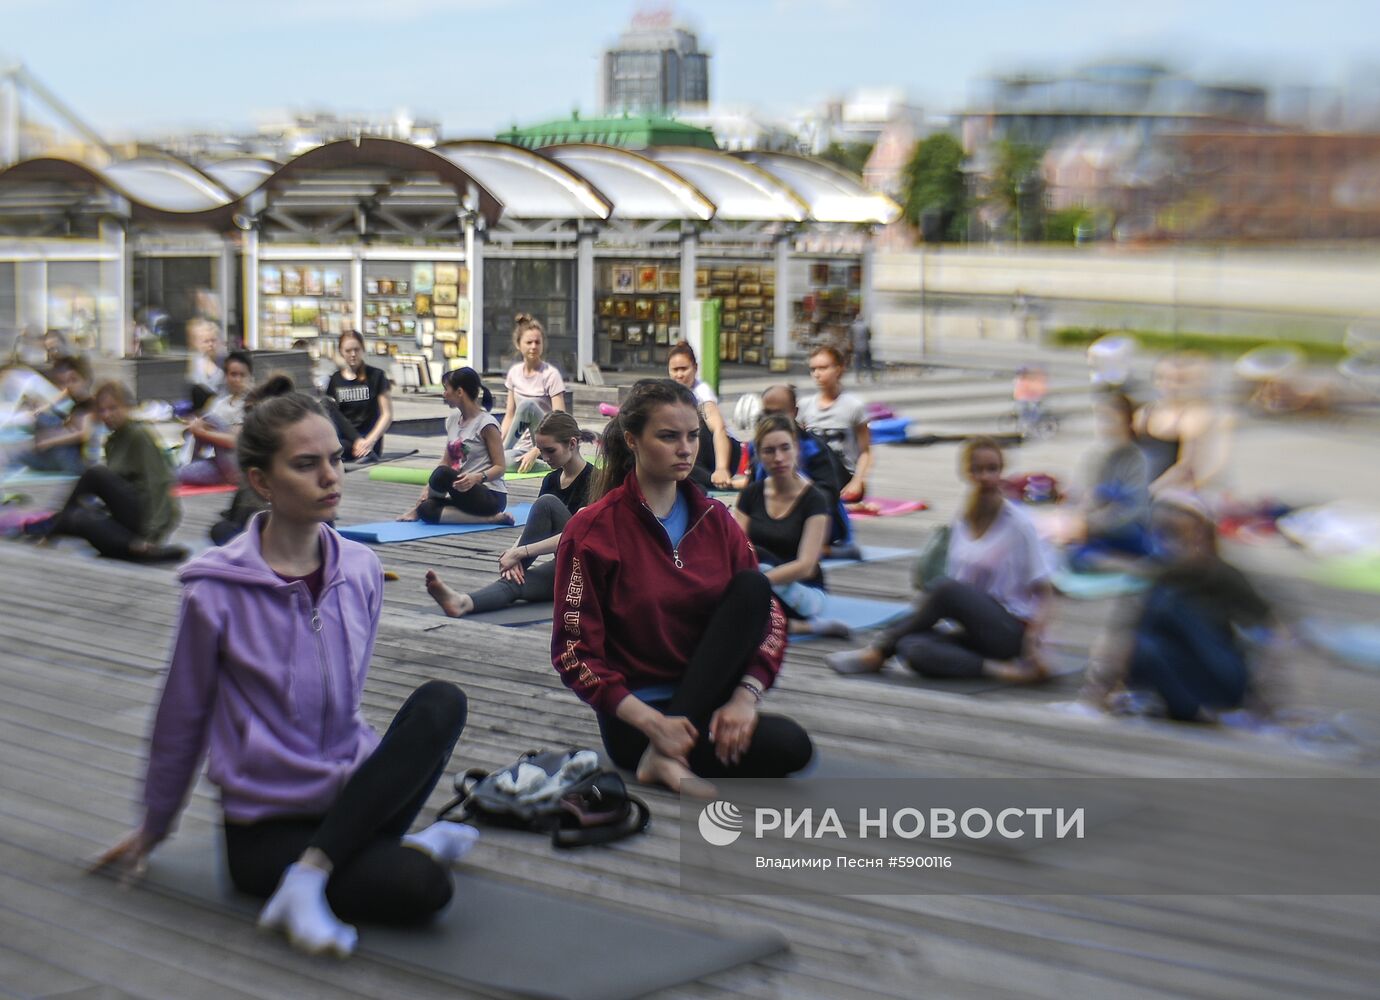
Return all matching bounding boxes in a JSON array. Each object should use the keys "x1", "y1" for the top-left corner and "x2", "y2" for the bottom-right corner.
[{"x1": 738, "y1": 681, "x2": 764, "y2": 704}]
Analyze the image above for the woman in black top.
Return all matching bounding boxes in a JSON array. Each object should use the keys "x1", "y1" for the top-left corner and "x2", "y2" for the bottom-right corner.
[
  {"x1": 426, "y1": 411, "x2": 592, "y2": 617},
  {"x1": 733, "y1": 414, "x2": 850, "y2": 638},
  {"x1": 325, "y1": 331, "x2": 392, "y2": 461}
]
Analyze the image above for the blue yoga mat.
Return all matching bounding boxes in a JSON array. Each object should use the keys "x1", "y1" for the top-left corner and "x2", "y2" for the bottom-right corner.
[
  {"x1": 868, "y1": 416, "x2": 913, "y2": 444},
  {"x1": 789, "y1": 593, "x2": 911, "y2": 642},
  {"x1": 820, "y1": 545, "x2": 917, "y2": 570},
  {"x1": 339, "y1": 503, "x2": 532, "y2": 544},
  {"x1": 1302, "y1": 620, "x2": 1380, "y2": 669},
  {"x1": 1051, "y1": 569, "x2": 1149, "y2": 600}
]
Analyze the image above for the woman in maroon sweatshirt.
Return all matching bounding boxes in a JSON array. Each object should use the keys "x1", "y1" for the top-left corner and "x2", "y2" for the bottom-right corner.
[{"x1": 551, "y1": 379, "x2": 813, "y2": 793}]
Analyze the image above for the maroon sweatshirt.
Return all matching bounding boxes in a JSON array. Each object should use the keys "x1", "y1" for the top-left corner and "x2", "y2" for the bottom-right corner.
[{"x1": 551, "y1": 475, "x2": 787, "y2": 716}]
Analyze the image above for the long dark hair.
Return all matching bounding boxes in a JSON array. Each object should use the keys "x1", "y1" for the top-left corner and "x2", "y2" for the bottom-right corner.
[
  {"x1": 442, "y1": 366, "x2": 493, "y2": 410},
  {"x1": 590, "y1": 378, "x2": 698, "y2": 502}
]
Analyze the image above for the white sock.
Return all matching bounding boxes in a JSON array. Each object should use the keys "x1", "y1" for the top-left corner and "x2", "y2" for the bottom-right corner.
[
  {"x1": 257, "y1": 862, "x2": 357, "y2": 958},
  {"x1": 403, "y1": 821, "x2": 480, "y2": 866}
]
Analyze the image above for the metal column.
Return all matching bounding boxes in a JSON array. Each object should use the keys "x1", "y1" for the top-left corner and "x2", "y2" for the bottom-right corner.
[
  {"x1": 576, "y1": 227, "x2": 595, "y2": 378},
  {"x1": 773, "y1": 233, "x2": 792, "y2": 360},
  {"x1": 679, "y1": 227, "x2": 697, "y2": 349},
  {"x1": 242, "y1": 228, "x2": 259, "y2": 349},
  {"x1": 466, "y1": 223, "x2": 484, "y2": 370}
]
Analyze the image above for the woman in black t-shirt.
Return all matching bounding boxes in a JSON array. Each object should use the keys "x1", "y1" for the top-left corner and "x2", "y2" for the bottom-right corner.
[
  {"x1": 325, "y1": 330, "x2": 392, "y2": 461},
  {"x1": 426, "y1": 411, "x2": 592, "y2": 617},
  {"x1": 733, "y1": 414, "x2": 851, "y2": 638}
]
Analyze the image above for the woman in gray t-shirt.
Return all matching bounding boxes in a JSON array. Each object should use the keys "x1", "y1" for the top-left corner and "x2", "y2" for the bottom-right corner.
[{"x1": 798, "y1": 346, "x2": 872, "y2": 501}]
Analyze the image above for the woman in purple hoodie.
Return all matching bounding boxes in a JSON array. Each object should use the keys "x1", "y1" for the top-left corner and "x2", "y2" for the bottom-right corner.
[{"x1": 93, "y1": 389, "x2": 477, "y2": 958}]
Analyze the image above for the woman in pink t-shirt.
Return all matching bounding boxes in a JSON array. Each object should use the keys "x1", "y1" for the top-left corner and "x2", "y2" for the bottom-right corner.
[{"x1": 499, "y1": 314, "x2": 566, "y2": 472}]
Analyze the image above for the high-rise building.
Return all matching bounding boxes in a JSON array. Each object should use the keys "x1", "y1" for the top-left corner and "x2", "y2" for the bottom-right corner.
[{"x1": 601, "y1": 8, "x2": 710, "y2": 115}]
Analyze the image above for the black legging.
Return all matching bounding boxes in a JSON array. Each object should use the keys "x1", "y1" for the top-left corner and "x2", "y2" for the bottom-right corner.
[
  {"x1": 416, "y1": 466, "x2": 507, "y2": 523},
  {"x1": 321, "y1": 395, "x2": 382, "y2": 459},
  {"x1": 466, "y1": 494, "x2": 570, "y2": 612},
  {"x1": 224, "y1": 680, "x2": 467, "y2": 925},
  {"x1": 597, "y1": 571, "x2": 813, "y2": 779},
  {"x1": 874, "y1": 577, "x2": 1026, "y2": 678},
  {"x1": 47, "y1": 466, "x2": 147, "y2": 559},
  {"x1": 691, "y1": 415, "x2": 740, "y2": 490}
]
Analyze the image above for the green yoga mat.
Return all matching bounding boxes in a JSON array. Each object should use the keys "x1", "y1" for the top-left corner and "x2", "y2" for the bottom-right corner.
[
  {"x1": 1315, "y1": 554, "x2": 1380, "y2": 595},
  {"x1": 369, "y1": 466, "x2": 548, "y2": 485},
  {"x1": 139, "y1": 833, "x2": 786, "y2": 1000},
  {"x1": 1051, "y1": 569, "x2": 1150, "y2": 600},
  {"x1": 0, "y1": 468, "x2": 78, "y2": 487}
]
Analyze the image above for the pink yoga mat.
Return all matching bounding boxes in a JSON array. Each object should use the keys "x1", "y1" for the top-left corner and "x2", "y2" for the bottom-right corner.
[
  {"x1": 171, "y1": 483, "x2": 237, "y2": 497},
  {"x1": 848, "y1": 498, "x2": 929, "y2": 518}
]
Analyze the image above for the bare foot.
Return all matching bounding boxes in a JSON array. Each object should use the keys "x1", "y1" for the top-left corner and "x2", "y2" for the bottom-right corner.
[
  {"x1": 636, "y1": 747, "x2": 717, "y2": 798},
  {"x1": 425, "y1": 570, "x2": 473, "y2": 618}
]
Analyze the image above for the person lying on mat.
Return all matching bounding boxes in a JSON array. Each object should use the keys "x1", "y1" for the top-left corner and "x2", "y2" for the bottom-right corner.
[
  {"x1": 551, "y1": 379, "x2": 813, "y2": 795},
  {"x1": 177, "y1": 350, "x2": 253, "y2": 487},
  {"x1": 826, "y1": 437, "x2": 1054, "y2": 683},
  {"x1": 400, "y1": 367, "x2": 513, "y2": 527},
  {"x1": 1077, "y1": 492, "x2": 1280, "y2": 722},
  {"x1": 798, "y1": 345, "x2": 872, "y2": 504},
  {"x1": 22, "y1": 380, "x2": 186, "y2": 562},
  {"x1": 326, "y1": 330, "x2": 393, "y2": 463},
  {"x1": 733, "y1": 414, "x2": 851, "y2": 639},
  {"x1": 738, "y1": 382, "x2": 855, "y2": 557},
  {"x1": 427, "y1": 410, "x2": 592, "y2": 617},
  {"x1": 667, "y1": 341, "x2": 740, "y2": 490},
  {"x1": 499, "y1": 314, "x2": 567, "y2": 472},
  {"x1": 91, "y1": 388, "x2": 477, "y2": 959}
]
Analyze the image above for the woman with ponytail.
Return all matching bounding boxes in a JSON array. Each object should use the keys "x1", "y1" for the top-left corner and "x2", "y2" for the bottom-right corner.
[
  {"x1": 94, "y1": 386, "x2": 474, "y2": 959},
  {"x1": 426, "y1": 410, "x2": 592, "y2": 616},
  {"x1": 826, "y1": 437, "x2": 1055, "y2": 682},
  {"x1": 400, "y1": 368, "x2": 511, "y2": 525},
  {"x1": 499, "y1": 314, "x2": 566, "y2": 472},
  {"x1": 551, "y1": 379, "x2": 812, "y2": 795}
]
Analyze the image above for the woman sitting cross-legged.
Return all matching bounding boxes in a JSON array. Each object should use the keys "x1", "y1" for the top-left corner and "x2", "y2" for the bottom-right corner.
[
  {"x1": 552, "y1": 378, "x2": 813, "y2": 795},
  {"x1": 733, "y1": 413, "x2": 851, "y2": 639},
  {"x1": 826, "y1": 436, "x2": 1055, "y2": 682},
  {"x1": 400, "y1": 367, "x2": 512, "y2": 526},
  {"x1": 91, "y1": 389, "x2": 477, "y2": 958},
  {"x1": 24, "y1": 380, "x2": 186, "y2": 562},
  {"x1": 426, "y1": 410, "x2": 592, "y2": 617}
]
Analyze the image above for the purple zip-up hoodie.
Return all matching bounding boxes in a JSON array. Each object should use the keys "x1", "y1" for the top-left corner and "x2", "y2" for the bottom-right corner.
[{"x1": 141, "y1": 513, "x2": 383, "y2": 843}]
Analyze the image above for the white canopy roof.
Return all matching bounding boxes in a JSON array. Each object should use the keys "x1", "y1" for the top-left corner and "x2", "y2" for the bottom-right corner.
[
  {"x1": 435, "y1": 141, "x2": 610, "y2": 220},
  {"x1": 544, "y1": 145, "x2": 714, "y2": 221},
  {"x1": 736, "y1": 151, "x2": 901, "y2": 224},
  {"x1": 646, "y1": 147, "x2": 807, "y2": 222}
]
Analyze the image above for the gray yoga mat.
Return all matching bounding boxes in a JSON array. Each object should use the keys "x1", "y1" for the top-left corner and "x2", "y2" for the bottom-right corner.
[{"x1": 142, "y1": 834, "x2": 787, "y2": 1000}]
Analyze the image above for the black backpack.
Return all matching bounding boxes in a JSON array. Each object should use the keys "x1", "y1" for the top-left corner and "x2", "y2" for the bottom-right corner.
[{"x1": 438, "y1": 749, "x2": 650, "y2": 849}]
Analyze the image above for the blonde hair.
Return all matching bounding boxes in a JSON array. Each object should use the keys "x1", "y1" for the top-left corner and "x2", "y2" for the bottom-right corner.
[{"x1": 512, "y1": 313, "x2": 545, "y2": 356}]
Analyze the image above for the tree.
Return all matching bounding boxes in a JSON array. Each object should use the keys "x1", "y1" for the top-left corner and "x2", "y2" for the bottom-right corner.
[
  {"x1": 989, "y1": 140, "x2": 1046, "y2": 243},
  {"x1": 901, "y1": 133, "x2": 968, "y2": 242},
  {"x1": 818, "y1": 141, "x2": 874, "y2": 176}
]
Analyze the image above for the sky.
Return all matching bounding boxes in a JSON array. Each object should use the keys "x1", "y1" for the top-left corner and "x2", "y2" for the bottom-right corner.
[{"x1": 3, "y1": 0, "x2": 1379, "y2": 138}]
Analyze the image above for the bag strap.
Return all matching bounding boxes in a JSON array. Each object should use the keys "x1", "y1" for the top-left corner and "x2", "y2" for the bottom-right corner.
[
  {"x1": 552, "y1": 794, "x2": 651, "y2": 849},
  {"x1": 436, "y1": 767, "x2": 490, "y2": 822}
]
